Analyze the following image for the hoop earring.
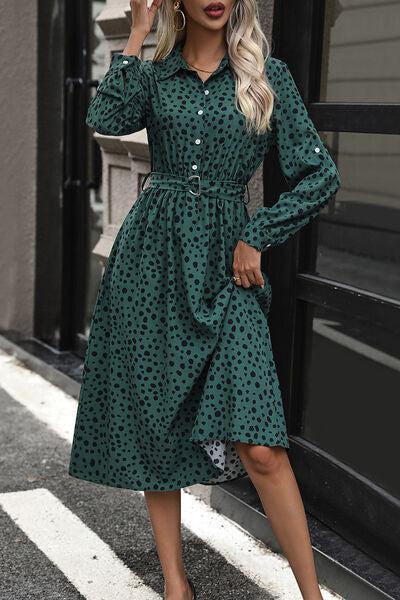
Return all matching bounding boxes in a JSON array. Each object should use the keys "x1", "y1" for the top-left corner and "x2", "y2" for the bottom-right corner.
[{"x1": 173, "y1": 1, "x2": 186, "y2": 31}]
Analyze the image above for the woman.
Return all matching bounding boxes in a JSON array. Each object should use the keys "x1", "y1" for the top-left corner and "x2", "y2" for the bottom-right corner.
[{"x1": 69, "y1": 0, "x2": 341, "y2": 598}]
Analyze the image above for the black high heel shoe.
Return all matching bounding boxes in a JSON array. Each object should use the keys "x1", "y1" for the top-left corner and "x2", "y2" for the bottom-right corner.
[{"x1": 187, "y1": 576, "x2": 197, "y2": 600}]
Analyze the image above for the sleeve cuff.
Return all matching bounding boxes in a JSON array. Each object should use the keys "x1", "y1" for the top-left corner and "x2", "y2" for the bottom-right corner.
[
  {"x1": 96, "y1": 52, "x2": 145, "y2": 103},
  {"x1": 109, "y1": 52, "x2": 143, "y2": 70},
  {"x1": 239, "y1": 220, "x2": 272, "y2": 252}
]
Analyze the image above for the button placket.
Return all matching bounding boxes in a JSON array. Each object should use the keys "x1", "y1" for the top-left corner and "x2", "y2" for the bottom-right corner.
[{"x1": 190, "y1": 79, "x2": 209, "y2": 177}]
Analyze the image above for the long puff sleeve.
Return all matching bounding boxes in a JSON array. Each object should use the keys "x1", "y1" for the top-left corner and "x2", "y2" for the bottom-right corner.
[
  {"x1": 239, "y1": 58, "x2": 341, "y2": 252},
  {"x1": 86, "y1": 53, "x2": 150, "y2": 136}
]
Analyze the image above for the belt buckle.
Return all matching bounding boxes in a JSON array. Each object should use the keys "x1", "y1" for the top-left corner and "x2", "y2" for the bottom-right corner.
[{"x1": 188, "y1": 174, "x2": 201, "y2": 196}]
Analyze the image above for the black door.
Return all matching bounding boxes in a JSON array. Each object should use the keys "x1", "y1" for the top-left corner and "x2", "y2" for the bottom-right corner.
[
  {"x1": 268, "y1": 0, "x2": 400, "y2": 574},
  {"x1": 61, "y1": 0, "x2": 104, "y2": 355}
]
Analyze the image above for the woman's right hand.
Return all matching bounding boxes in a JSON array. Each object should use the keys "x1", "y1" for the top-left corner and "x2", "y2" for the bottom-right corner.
[{"x1": 130, "y1": 0, "x2": 164, "y2": 36}]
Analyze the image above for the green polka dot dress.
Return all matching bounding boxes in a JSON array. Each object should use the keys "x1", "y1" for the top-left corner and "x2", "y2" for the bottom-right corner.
[{"x1": 68, "y1": 40, "x2": 341, "y2": 491}]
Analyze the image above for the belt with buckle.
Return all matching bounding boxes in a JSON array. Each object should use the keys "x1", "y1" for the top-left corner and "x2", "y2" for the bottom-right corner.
[{"x1": 140, "y1": 171, "x2": 250, "y2": 204}]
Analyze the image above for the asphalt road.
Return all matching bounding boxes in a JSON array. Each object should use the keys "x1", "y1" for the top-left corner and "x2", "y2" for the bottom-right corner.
[{"x1": 0, "y1": 349, "x2": 340, "y2": 600}]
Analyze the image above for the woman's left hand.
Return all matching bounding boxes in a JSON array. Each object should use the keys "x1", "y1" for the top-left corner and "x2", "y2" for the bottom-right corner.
[{"x1": 232, "y1": 240, "x2": 264, "y2": 288}]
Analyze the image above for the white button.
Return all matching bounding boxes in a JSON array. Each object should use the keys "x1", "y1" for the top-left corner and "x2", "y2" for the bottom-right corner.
[
  {"x1": 192, "y1": 164, "x2": 198, "y2": 170},
  {"x1": 198, "y1": 109, "x2": 203, "y2": 115},
  {"x1": 204, "y1": 89, "x2": 209, "y2": 95},
  {"x1": 195, "y1": 139, "x2": 201, "y2": 145},
  {"x1": 122, "y1": 60, "x2": 129, "y2": 64},
  {"x1": 314, "y1": 146, "x2": 320, "y2": 153}
]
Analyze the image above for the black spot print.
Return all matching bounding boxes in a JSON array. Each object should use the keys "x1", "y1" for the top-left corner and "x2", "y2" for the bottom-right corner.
[{"x1": 68, "y1": 40, "x2": 340, "y2": 491}]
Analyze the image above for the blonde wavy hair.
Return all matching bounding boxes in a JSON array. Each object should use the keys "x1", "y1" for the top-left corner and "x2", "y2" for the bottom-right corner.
[{"x1": 153, "y1": 0, "x2": 276, "y2": 135}]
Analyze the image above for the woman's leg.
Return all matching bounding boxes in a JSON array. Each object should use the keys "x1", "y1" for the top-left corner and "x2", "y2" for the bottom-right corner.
[
  {"x1": 144, "y1": 490, "x2": 193, "y2": 600},
  {"x1": 234, "y1": 442, "x2": 323, "y2": 600}
]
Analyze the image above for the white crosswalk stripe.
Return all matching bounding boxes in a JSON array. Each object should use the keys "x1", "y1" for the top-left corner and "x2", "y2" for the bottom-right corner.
[
  {"x1": 0, "y1": 349, "x2": 342, "y2": 599},
  {"x1": 0, "y1": 350, "x2": 77, "y2": 443},
  {"x1": 0, "y1": 487, "x2": 160, "y2": 600}
]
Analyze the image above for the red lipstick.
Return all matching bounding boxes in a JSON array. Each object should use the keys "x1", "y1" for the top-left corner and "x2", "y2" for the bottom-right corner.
[{"x1": 204, "y1": 2, "x2": 225, "y2": 18}]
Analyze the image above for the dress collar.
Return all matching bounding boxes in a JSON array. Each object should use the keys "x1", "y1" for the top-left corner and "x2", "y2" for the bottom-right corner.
[{"x1": 153, "y1": 40, "x2": 230, "y2": 81}]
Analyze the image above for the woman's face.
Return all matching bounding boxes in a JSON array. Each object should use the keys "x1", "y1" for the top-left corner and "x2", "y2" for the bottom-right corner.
[{"x1": 181, "y1": 0, "x2": 235, "y2": 30}]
